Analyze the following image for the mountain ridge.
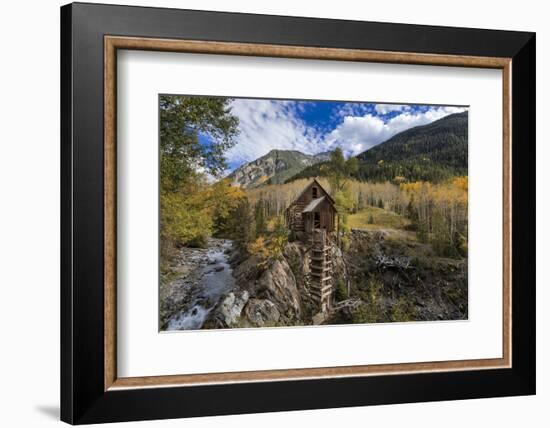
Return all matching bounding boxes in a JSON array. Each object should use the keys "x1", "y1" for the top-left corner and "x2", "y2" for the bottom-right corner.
[
  {"x1": 226, "y1": 149, "x2": 331, "y2": 189},
  {"x1": 287, "y1": 111, "x2": 468, "y2": 183}
]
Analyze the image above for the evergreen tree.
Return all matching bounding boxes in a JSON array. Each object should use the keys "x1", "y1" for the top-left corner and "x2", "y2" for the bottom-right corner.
[
  {"x1": 230, "y1": 199, "x2": 254, "y2": 248},
  {"x1": 323, "y1": 147, "x2": 359, "y2": 193},
  {"x1": 323, "y1": 148, "x2": 359, "y2": 247}
]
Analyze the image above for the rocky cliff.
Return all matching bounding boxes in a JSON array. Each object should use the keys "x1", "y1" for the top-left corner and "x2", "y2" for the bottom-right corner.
[
  {"x1": 226, "y1": 149, "x2": 331, "y2": 189},
  {"x1": 204, "y1": 238, "x2": 347, "y2": 328}
]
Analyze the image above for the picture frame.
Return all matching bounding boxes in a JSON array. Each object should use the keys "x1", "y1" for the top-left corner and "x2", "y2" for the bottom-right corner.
[{"x1": 60, "y1": 2, "x2": 535, "y2": 424}]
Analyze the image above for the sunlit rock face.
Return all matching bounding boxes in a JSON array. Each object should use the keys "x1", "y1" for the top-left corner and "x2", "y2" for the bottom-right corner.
[{"x1": 227, "y1": 149, "x2": 331, "y2": 189}]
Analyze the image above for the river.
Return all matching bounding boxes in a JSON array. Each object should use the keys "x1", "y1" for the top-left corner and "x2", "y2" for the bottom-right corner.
[{"x1": 165, "y1": 239, "x2": 235, "y2": 331}]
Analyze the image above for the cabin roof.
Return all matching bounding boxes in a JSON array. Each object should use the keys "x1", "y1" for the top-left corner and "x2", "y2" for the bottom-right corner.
[
  {"x1": 302, "y1": 196, "x2": 326, "y2": 213},
  {"x1": 292, "y1": 178, "x2": 335, "y2": 206}
]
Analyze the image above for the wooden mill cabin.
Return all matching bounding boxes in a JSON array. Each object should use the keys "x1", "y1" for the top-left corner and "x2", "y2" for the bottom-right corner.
[
  {"x1": 285, "y1": 179, "x2": 337, "y2": 314},
  {"x1": 285, "y1": 179, "x2": 337, "y2": 236}
]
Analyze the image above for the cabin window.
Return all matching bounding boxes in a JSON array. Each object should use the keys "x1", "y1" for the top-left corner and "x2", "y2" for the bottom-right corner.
[
  {"x1": 312, "y1": 186, "x2": 318, "y2": 199},
  {"x1": 314, "y1": 212, "x2": 321, "y2": 228}
]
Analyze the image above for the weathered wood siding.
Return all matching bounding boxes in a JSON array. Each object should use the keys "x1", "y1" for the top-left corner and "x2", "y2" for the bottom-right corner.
[{"x1": 286, "y1": 180, "x2": 336, "y2": 233}]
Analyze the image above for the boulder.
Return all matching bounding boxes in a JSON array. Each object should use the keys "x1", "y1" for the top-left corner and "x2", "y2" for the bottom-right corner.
[
  {"x1": 312, "y1": 311, "x2": 327, "y2": 325},
  {"x1": 243, "y1": 299, "x2": 280, "y2": 326},
  {"x1": 217, "y1": 290, "x2": 249, "y2": 326}
]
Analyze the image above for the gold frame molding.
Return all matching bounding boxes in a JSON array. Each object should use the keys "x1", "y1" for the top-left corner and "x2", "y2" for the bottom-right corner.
[{"x1": 104, "y1": 36, "x2": 512, "y2": 391}]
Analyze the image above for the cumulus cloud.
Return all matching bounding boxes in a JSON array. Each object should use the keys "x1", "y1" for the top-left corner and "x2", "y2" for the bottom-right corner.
[
  {"x1": 374, "y1": 104, "x2": 410, "y2": 115},
  {"x1": 225, "y1": 99, "x2": 322, "y2": 168},
  {"x1": 223, "y1": 99, "x2": 466, "y2": 171},
  {"x1": 332, "y1": 102, "x2": 372, "y2": 119},
  {"x1": 324, "y1": 106, "x2": 467, "y2": 157}
]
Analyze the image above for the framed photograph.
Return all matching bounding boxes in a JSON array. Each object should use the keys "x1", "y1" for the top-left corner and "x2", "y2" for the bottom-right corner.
[{"x1": 61, "y1": 2, "x2": 535, "y2": 424}]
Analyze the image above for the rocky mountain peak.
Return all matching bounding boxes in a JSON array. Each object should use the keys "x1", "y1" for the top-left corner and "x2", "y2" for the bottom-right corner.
[{"x1": 227, "y1": 149, "x2": 333, "y2": 189}]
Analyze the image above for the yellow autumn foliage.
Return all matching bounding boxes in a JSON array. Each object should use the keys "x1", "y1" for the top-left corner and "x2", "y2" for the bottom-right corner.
[
  {"x1": 244, "y1": 175, "x2": 468, "y2": 257},
  {"x1": 400, "y1": 177, "x2": 468, "y2": 256},
  {"x1": 247, "y1": 216, "x2": 288, "y2": 264},
  {"x1": 247, "y1": 236, "x2": 270, "y2": 262},
  {"x1": 161, "y1": 177, "x2": 246, "y2": 249}
]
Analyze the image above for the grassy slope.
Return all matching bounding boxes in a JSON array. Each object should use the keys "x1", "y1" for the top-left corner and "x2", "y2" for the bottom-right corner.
[
  {"x1": 348, "y1": 206, "x2": 411, "y2": 231},
  {"x1": 339, "y1": 206, "x2": 468, "y2": 323}
]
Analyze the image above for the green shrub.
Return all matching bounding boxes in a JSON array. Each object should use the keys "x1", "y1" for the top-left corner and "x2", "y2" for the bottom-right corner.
[
  {"x1": 335, "y1": 279, "x2": 348, "y2": 301},
  {"x1": 340, "y1": 234, "x2": 350, "y2": 251},
  {"x1": 391, "y1": 297, "x2": 417, "y2": 322},
  {"x1": 365, "y1": 278, "x2": 383, "y2": 304},
  {"x1": 269, "y1": 216, "x2": 288, "y2": 259},
  {"x1": 351, "y1": 304, "x2": 380, "y2": 324},
  {"x1": 352, "y1": 278, "x2": 386, "y2": 324}
]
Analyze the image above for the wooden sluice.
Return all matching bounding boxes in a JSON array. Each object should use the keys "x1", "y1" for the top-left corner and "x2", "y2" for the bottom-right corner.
[{"x1": 309, "y1": 229, "x2": 333, "y2": 313}]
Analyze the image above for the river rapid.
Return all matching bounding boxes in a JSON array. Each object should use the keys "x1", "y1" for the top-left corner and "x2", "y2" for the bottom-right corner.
[{"x1": 165, "y1": 239, "x2": 235, "y2": 331}]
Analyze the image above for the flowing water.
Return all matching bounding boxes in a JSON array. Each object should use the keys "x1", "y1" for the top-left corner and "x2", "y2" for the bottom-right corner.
[{"x1": 165, "y1": 240, "x2": 235, "y2": 330}]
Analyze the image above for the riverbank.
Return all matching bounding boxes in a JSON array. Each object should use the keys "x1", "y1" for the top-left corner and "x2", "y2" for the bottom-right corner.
[
  {"x1": 160, "y1": 238, "x2": 235, "y2": 330},
  {"x1": 160, "y1": 225, "x2": 467, "y2": 331}
]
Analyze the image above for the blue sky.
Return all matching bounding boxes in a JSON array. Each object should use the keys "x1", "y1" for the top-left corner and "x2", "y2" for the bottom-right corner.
[{"x1": 201, "y1": 99, "x2": 467, "y2": 173}]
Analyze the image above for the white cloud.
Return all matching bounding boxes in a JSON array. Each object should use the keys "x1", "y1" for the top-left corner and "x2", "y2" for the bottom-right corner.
[
  {"x1": 332, "y1": 102, "x2": 371, "y2": 119},
  {"x1": 224, "y1": 99, "x2": 467, "y2": 171},
  {"x1": 374, "y1": 104, "x2": 410, "y2": 115},
  {"x1": 225, "y1": 99, "x2": 322, "y2": 168},
  {"x1": 324, "y1": 106, "x2": 467, "y2": 157}
]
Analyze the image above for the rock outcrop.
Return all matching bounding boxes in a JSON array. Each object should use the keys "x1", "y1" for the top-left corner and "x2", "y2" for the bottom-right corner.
[
  {"x1": 206, "y1": 249, "x2": 302, "y2": 327},
  {"x1": 243, "y1": 299, "x2": 281, "y2": 326},
  {"x1": 205, "y1": 236, "x2": 350, "y2": 328},
  {"x1": 218, "y1": 291, "x2": 249, "y2": 326},
  {"x1": 226, "y1": 149, "x2": 331, "y2": 189},
  {"x1": 255, "y1": 258, "x2": 301, "y2": 319}
]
